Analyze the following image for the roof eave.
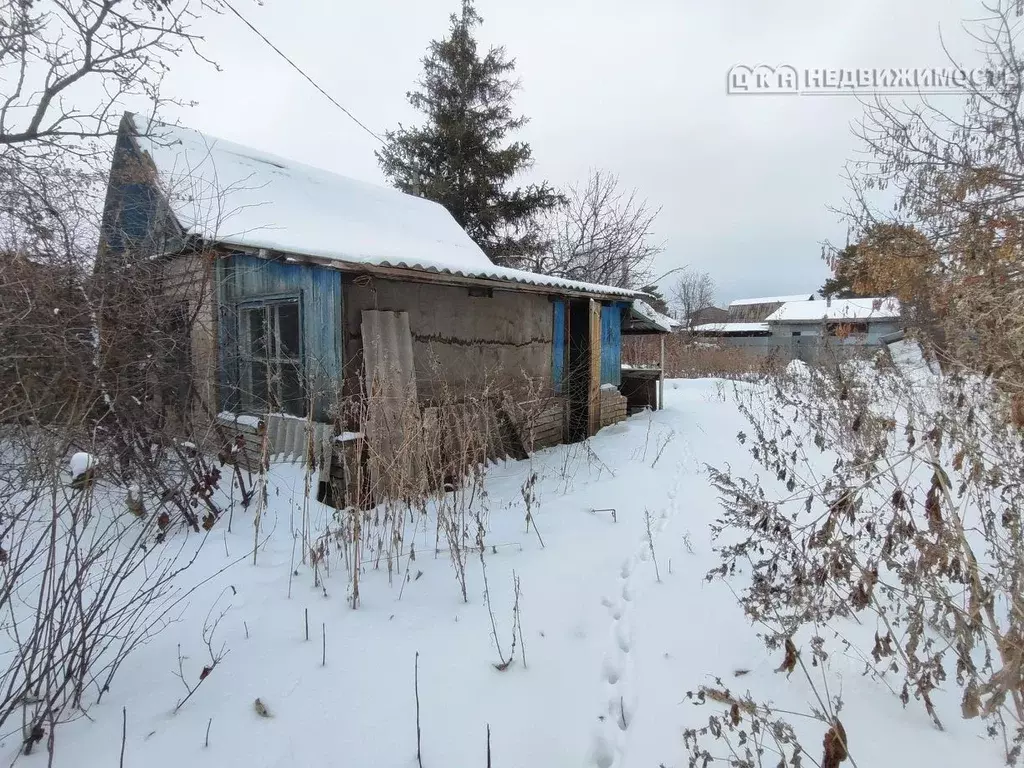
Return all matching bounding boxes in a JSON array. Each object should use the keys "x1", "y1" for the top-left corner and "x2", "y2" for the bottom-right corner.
[{"x1": 206, "y1": 242, "x2": 640, "y2": 301}]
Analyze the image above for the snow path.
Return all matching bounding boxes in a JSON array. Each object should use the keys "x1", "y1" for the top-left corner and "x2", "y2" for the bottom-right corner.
[{"x1": 590, "y1": 459, "x2": 682, "y2": 768}]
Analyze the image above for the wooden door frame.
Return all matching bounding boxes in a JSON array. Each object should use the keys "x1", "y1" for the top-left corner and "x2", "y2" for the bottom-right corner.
[{"x1": 588, "y1": 298, "x2": 602, "y2": 436}]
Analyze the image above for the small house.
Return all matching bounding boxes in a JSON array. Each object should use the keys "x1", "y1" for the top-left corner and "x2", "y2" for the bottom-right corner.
[
  {"x1": 690, "y1": 294, "x2": 815, "y2": 351},
  {"x1": 765, "y1": 297, "x2": 902, "y2": 362},
  {"x1": 692, "y1": 294, "x2": 902, "y2": 362},
  {"x1": 686, "y1": 306, "x2": 729, "y2": 328},
  {"x1": 96, "y1": 114, "x2": 668, "y2": 506},
  {"x1": 725, "y1": 294, "x2": 815, "y2": 322}
]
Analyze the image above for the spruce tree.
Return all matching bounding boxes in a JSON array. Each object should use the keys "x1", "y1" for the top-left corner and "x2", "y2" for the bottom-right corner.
[
  {"x1": 376, "y1": 0, "x2": 560, "y2": 267},
  {"x1": 820, "y1": 244, "x2": 866, "y2": 299},
  {"x1": 639, "y1": 284, "x2": 670, "y2": 315}
]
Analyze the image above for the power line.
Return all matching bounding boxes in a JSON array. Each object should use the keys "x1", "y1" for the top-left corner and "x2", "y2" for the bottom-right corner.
[{"x1": 220, "y1": 0, "x2": 385, "y2": 144}]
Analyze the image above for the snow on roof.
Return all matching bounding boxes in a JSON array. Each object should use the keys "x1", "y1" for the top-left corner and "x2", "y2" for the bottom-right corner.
[
  {"x1": 765, "y1": 297, "x2": 901, "y2": 323},
  {"x1": 692, "y1": 322, "x2": 771, "y2": 335},
  {"x1": 129, "y1": 116, "x2": 641, "y2": 299},
  {"x1": 728, "y1": 293, "x2": 816, "y2": 307},
  {"x1": 630, "y1": 299, "x2": 675, "y2": 333}
]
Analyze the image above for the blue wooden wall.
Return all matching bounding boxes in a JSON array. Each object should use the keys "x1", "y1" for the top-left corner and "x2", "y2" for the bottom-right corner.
[
  {"x1": 218, "y1": 253, "x2": 342, "y2": 421},
  {"x1": 552, "y1": 300, "x2": 567, "y2": 394},
  {"x1": 600, "y1": 303, "x2": 624, "y2": 386},
  {"x1": 99, "y1": 118, "x2": 184, "y2": 262},
  {"x1": 552, "y1": 300, "x2": 624, "y2": 391}
]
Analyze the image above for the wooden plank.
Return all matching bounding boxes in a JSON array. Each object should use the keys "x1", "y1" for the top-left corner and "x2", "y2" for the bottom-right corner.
[
  {"x1": 532, "y1": 415, "x2": 565, "y2": 428},
  {"x1": 588, "y1": 299, "x2": 601, "y2": 436},
  {"x1": 533, "y1": 421, "x2": 562, "y2": 435},
  {"x1": 659, "y1": 335, "x2": 665, "y2": 410},
  {"x1": 552, "y1": 300, "x2": 567, "y2": 394}
]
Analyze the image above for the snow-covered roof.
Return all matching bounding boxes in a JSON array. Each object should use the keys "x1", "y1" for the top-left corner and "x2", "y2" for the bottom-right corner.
[
  {"x1": 629, "y1": 299, "x2": 675, "y2": 333},
  {"x1": 128, "y1": 116, "x2": 641, "y2": 298},
  {"x1": 765, "y1": 298, "x2": 901, "y2": 323},
  {"x1": 692, "y1": 322, "x2": 771, "y2": 335},
  {"x1": 728, "y1": 293, "x2": 815, "y2": 307}
]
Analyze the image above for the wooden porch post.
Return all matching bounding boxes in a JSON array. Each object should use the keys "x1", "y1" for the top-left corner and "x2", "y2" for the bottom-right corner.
[{"x1": 659, "y1": 335, "x2": 665, "y2": 410}]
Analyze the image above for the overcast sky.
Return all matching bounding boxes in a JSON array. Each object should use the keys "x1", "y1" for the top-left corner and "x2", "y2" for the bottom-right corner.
[{"x1": 156, "y1": 0, "x2": 983, "y2": 304}]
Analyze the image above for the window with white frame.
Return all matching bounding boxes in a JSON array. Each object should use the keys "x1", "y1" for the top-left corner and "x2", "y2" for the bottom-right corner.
[{"x1": 238, "y1": 299, "x2": 306, "y2": 417}]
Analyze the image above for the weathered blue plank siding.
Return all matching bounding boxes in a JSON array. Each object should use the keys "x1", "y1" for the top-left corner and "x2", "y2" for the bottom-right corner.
[
  {"x1": 218, "y1": 253, "x2": 342, "y2": 421},
  {"x1": 552, "y1": 300, "x2": 567, "y2": 394},
  {"x1": 98, "y1": 116, "x2": 184, "y2": 262},
  {"x1": 600, "y1": 304, "x2": 623, "y2": 386}
]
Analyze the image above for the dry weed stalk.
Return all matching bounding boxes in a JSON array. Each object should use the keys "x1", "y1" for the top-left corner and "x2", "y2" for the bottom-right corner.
[
  {"x1": 173, "y1": 599, "x2": 229, "y2": 714},
  {"x1": 644, "y1": 509, "x2": 661, "y2": 583},
  {"x1": 325, "y1": 358, "x2": 552, "y2": 606}
]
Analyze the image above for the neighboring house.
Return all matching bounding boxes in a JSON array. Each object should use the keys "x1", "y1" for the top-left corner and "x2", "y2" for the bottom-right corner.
[
  {"x1": 765, "y1": 297, "x2": 902, "y2": 362},
  {"x1": 690, "y1": 321, "x2": 772, "y2": 345},
  {"x1": 688, "y1": 292, "x2": 815, "y2": 348},
  {"x1": 686, "y1": 306, "x2": 728, "y2": 328},
  {"x1": 96, "y1": 113, "x2": 668, "y2": 507},
  {"x1": 726, "y1": 294, "x2": 815, "y2": 322},
  {"x1": 692, "y1": 294, "x2": 902, "y2": 361},
  {"x1": 690, "y1": 294, "x2": 815, "y2": 343}
]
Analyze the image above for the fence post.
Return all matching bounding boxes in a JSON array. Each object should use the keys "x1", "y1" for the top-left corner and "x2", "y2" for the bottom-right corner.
[{"x1": 659, "y1": 335, "x2": 665, "y2": 410}]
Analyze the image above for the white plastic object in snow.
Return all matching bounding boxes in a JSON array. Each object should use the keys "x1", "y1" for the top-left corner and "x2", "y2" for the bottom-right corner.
[{"x1": 70, "y1": 452, "x2": 96, "y2": 479}]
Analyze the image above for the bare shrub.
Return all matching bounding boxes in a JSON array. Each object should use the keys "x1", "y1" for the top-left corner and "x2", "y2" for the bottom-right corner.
[
  {"x1": 0, "y1": 4, "x2": 249, "y2": 757},
  {"x1": 698, "y1": 353, "x2": 1024, "y2": 762}
]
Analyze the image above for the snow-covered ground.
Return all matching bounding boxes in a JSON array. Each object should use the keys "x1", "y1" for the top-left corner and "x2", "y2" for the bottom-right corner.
[{"x1": 22, "y1": 379, "x2": 1002, "y2": 767}]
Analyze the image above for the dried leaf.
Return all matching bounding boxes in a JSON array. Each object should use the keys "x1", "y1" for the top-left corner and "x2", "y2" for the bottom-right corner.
[
  {"x1": 1012, "y1": 392, "x2": 1024, "y2": 429},
  {"x1": 962, "y1": 682, "x2": 981, "y2": 719},
  {"x1": 776, "y1": 637, "x2": 798, "y2": 677},
  {"x1": 821, "y1": 719, "x2": 848, "y2": 768},
  {"x1": 925, "y1": 485, "x2": 943, "y2": 533},
  {"x1": 729, "y1": 702, "x2": 741, "y2": 726},
  {"x1": 891, "y1": 488, "x2": 907, "y2": 511},
  {"x1": 952, "y1": 450, "x2": 965, "y2": 472}
]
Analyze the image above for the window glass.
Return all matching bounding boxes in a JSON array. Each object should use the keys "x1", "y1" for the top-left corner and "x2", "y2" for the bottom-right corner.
[
  {"x1": 248, "y1": 308, "x2": 266, "y2": 356},
  {"x1": 237, "y1": 300, "x2": 305, "y2": 417},
  {"x1": 277, "y1": 303, "x2": 301, "y2": 358}
]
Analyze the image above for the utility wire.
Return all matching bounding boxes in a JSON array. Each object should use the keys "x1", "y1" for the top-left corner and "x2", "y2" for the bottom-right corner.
[{"x1": 221, "y1": 0, "x2": 385, "y2": 144}]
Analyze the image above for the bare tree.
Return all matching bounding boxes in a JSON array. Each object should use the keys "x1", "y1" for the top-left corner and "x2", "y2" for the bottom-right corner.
[
  {"x1": 1, "y1": 0, "x2": 223, "y2": 276},
  {"x1": 669, "y1": 267, "x2": 716, "y2": 327},
  {"x1": 0, "y1": 0, "x2": 212, "y2": 149},
  {"x1": 529, "y1": 169, "x2": 663, "y2": 290},
  {"x1": 837, "y1": 0, "x2": 1024, "y2": 377}
]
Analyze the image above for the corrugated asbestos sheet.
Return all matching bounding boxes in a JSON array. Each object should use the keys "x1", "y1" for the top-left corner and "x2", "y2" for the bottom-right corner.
[
  {"x1": 263, "y1": 414, "x2": 334, "y2": 471},
  {"x1": 360, "y1": 310, "x2": 426, "y2": 500}
]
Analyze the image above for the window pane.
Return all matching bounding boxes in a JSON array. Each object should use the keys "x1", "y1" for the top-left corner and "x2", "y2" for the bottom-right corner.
[
  {"x1": 277, "y1": 303, "x2": 301, "y2": 358},
  {"x1": 248, "y1": 360, "x2": 268, "y2": 410},
  {"x1": 280, "y1": 361, "x2": 306, "y2": 417},
  {"x1": 246, "y1": 308, "x2": 266, "y2": 357}
]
